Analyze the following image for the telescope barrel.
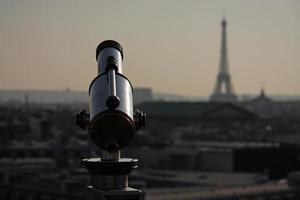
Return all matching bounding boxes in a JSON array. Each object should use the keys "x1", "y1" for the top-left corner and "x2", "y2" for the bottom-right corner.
[
  {"x1": 96, "y1": 40, "x2": 123, "y2": 74},
  {"x1": 76, "y1": 40, "x2": 145, "y2": 152},
  {"x1": 89, "y1": 40, "x2": 135, "y2": 152}
]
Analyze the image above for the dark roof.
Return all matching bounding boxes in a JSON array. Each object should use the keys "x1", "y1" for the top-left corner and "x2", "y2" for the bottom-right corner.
[
  {"x1": 201, "y1": 103, "x2": 258, "y2": 119},
  {"x1": 136, "y1": 101, "x2": 257, "y2": 119}
]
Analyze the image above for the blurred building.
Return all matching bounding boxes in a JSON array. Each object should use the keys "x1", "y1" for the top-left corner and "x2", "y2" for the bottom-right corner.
[
  {"x1": 125, "y1": 141, "x2": 300, "y2": 180},
  {"x1": 145, "y1": 176, "x2": 300, "y2": 200},
  {"x1": 136, "y1": 101, "x2": 257, "y2": 142},
  {"x1": 133, "y1": 87, "x2": 153, "y2": 105},
  {"x1": 0, "y1": 87, "x2": 153, "y2": 105}
]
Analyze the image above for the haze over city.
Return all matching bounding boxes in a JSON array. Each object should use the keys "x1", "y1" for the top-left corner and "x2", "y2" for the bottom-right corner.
[
  {"x1": 0, "y1": 0, "x2": 299, "y2": 96},
  {"x1": 3, "y1": 1, "x2": 300, "y2": 200}
]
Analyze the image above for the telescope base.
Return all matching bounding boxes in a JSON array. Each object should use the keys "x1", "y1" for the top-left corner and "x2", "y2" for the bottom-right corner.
[
  {"x1": 87, "y1": 186, "x2": 141, "y2": 200},
  {"x1": 83, "y1": 157, "x2": 141, "y2": 200}
]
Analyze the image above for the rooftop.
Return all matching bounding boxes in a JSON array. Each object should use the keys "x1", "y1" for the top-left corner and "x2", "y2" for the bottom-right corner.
[
  {"x1": 145, "y1": 180, "x2": 294, "y2": 200},
  {"x1": 137, "y1": 101, "x2": 257, "y2": 119},
  {"x1": 133, "y1": 168, "x2": 267, "y2": 189}
]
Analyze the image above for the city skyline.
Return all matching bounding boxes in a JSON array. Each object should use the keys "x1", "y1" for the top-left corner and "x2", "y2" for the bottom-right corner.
[{"x1": 0, "y1": 0, "x2": 299, "y2": 96}]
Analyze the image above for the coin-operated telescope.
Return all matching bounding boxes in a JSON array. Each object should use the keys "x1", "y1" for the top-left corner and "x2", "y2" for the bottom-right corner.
[{"x1": 76, "y1": 40, "x2": 146, "y2": 200}]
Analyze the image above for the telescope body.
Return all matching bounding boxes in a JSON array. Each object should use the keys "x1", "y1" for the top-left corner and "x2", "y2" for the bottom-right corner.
[
  {"x1": 89, "y1": 41, "x2": 135, "y2": 152},
  {"x1": 77, "y1": 40, "x2": 144, "y2": 200}
]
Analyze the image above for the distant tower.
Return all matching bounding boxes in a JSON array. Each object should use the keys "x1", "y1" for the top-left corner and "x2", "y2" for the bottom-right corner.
[
  {"x1": 24, "y1": 93, "x2": 29, "y2": 104},
  {"x1": 260, "y1": 85, "x2": 265, "y2": 98},
  {"x1": 24, "y1": 93, "x2": 29, "y2": 113},
  {"x1": 210, "y1": 18, "x2": 238, "y2": 102},
  {"x1": 252, "y1": 85, "x2": 272, "y2": 102}
]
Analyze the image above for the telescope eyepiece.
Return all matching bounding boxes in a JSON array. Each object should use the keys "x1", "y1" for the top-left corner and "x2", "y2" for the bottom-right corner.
[
  {"x1": 96, "y1": 40, "x2": 123, "y2": 75},
  {"x1": 96, "y1": 40, "x2": 123, "y2": 61}
]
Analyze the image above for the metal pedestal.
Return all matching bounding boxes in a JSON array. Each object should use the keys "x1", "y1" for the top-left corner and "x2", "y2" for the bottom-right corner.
[{"x1": 83, "y1": 153, "x2": 141, "y2": 200}]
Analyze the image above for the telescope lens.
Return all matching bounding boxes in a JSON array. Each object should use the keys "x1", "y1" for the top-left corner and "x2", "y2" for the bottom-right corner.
[{"x1": 89, "y1": 112, "x2": 135, "y2": 152}]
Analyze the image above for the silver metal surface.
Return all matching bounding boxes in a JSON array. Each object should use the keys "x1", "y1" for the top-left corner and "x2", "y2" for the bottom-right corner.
[
  {"x1": 84, "y1": 157, "x2": 136, "y2": 162},
  {"x1": 89, "y1": 74, "x2": 133, "y2": 120},
  {"x1": 97, "y1": 48, "x2": 123, "y2": 74},
  {"x1": 102, "y1": 150, "x2": 120, "y2": 161},
  {"x1": 108, "y1": 69, "x2": 117, "y2": 97}
]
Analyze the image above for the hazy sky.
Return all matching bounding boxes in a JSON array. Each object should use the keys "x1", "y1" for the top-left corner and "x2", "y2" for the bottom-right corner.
[{"x1": 0, "y1": 0, "x2": 299, "y2": 96}]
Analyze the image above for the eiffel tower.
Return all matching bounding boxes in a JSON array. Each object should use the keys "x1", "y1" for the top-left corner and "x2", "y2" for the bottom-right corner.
[{"x1": 210, "y1": 18, "x2": 238, "y2": 102}]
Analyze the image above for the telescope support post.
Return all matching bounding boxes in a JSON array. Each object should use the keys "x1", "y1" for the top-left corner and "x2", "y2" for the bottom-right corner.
[{"x1": 83, "y1": 151, "x2": 141, "y2": 200}]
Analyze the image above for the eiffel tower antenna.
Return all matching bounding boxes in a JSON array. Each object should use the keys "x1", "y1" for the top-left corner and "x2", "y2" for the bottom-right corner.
[{"x1": 210, "y1": 18, "x2": 238, "y2": 102}]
